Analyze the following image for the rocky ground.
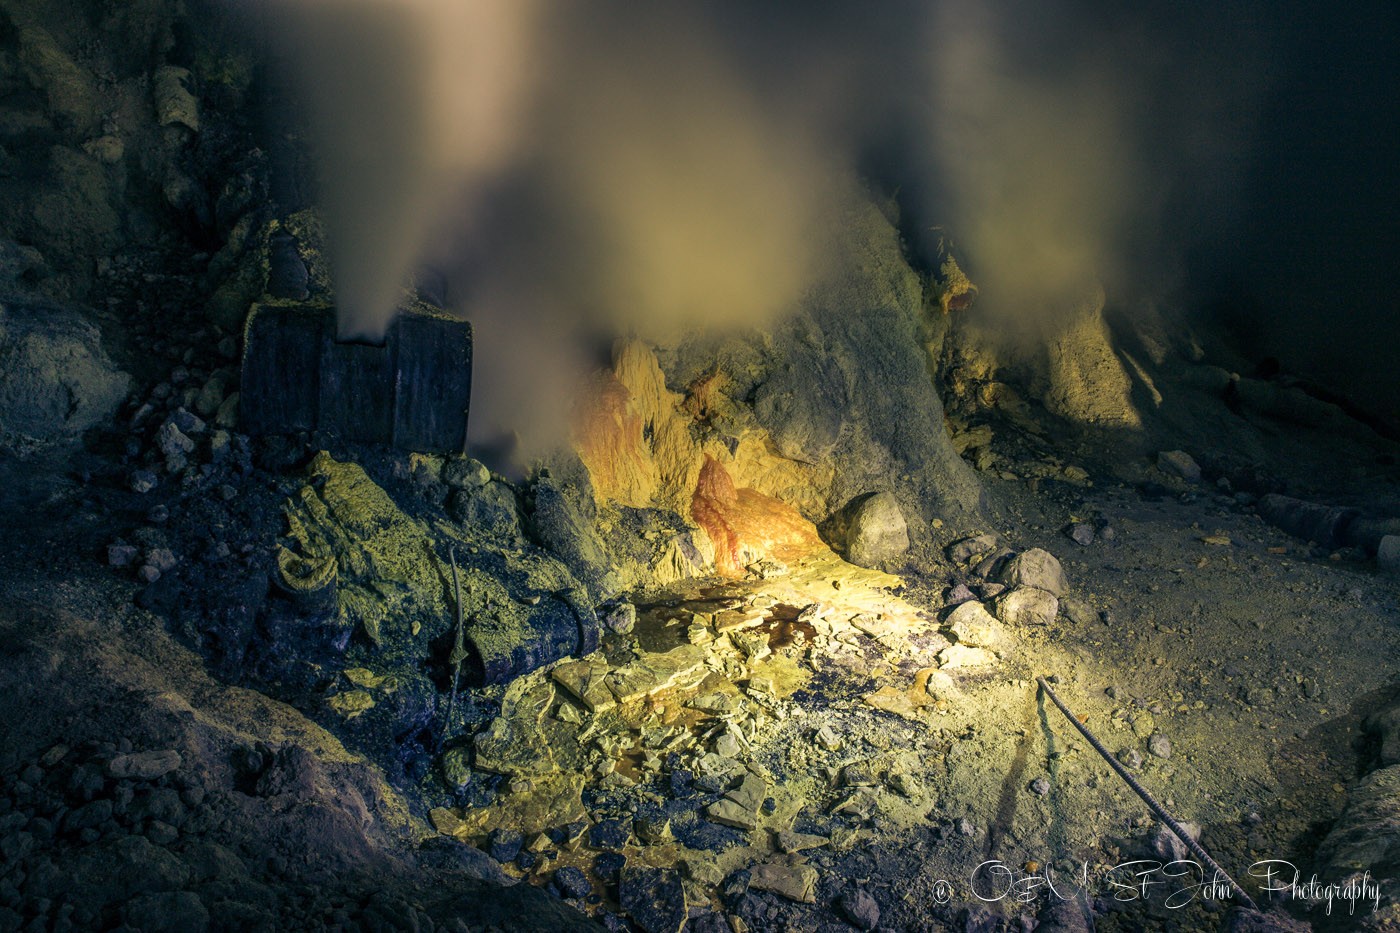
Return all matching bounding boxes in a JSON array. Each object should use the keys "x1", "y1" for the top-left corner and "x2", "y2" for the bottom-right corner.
[
  {"x1": 4, "y1": 4, "x2": 1400, "y2": 929},
  {"x1": 5, "y1": 283, "x2": 1399, "y2": 932}
]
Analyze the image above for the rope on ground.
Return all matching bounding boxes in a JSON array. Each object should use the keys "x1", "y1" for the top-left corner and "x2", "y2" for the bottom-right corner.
[{"x1": 1035, "y1": 675, "x2": 1260, "y2": 912}]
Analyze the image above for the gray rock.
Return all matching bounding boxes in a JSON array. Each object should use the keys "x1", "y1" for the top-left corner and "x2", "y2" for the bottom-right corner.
[
  {"x1": 997, "y1": 548, "x2": 1069, "y2": 596},
  {"x1": 107, "y1": 749, "x2": 181, "y2": 780},
  {"x1": 972, "y1": 547, "x2": 1015, "y2": 580},
  {"x1": 993, "y1": 587, "x2": 1059, "y2": 626},
  {"x1": 0, "y1": 299, "x2": 131, "y2": 454},
  {"x1": 153, "y1": 66, "x2": 200, "y2": 132},
  {"x1": 1066, "y1": 523, "x2": 1095, "y2": 546},
  {"x1": 108, "y1": 543, "x2": 139, "y2": 568},
  {"x1": 169, "y1": 408, "x2": 206, "y2": 436},
  {"x1": 1147, "y1": 734, "x2": 1172, "y2": 759},
  {"x1": 155, "y1": 421, "x2": 194, "y2": 459},
  {"x1": 146, "y1": 549, "x2": 177, "y2": 573},
  {"x1": 945, "y1": 583, "x2": 976, "y2": 606},
  {"x1": 1379, "y1": 535, "x2": 1400, "y2": 575},
  {"x1": 195, "y1": 376, "x2": 227, "y2": 418},
  {"x1": 1315, "y1": 763, "x2": 1400, "y2": 875},
  {"x1": 843, "y1": 492, "x2": 910, "y2": 568},
  {"x1": 840, "y1": 889, "x2": 881, "y2": 931},
  {"x1": 1157, "y1": 450, "x2": 1202, "y2": 483},
  {"x1": 603, "y1": 603, "x2": 637, "y2": 635},
  {"x1": 0, "y1": 239, "x2": 45, "y2": 287},
  {"x1": 814, "y1": 724, "x2": 842, "y2": 752},
  {"x1": 449, "y1": 483, "x2": 522, "y2": 540},
  {"x1": 748, "y1": 860, "x2": 819, "y2": 904},
  {"x1": 123, "y1": 891, "x2": 208, "y2": 933},
  {"x1": 1117, "y1": 748, "x2": 1144, "y2": 770},
  {"x1": 529, "y1": 475, "x2": 613, "y2": 598},
  {"x1": 554, "y1": 866, "x2": 592, "y2": 900},
  {"x1": 1029, "y1": 776, "x2": 1050, "y2": 796},
  {"x1": 946, "y1": 600, "x2": 1004, "y2": 647},
  {"x1": 753, "y1": 342, "x2": 847, "y2": 464},
  {"x1": 146, "y1": 820, "x2": 178, "y2": 846},
  {"x1": 215, "y1": 392, "x2": 239, "y2": 429},
  {"x1": 620, "y1": 867, "x2": 687, "y2": 933},
  {"x1": 444, "y1": 457, "x2": 491, "y2": 489},
  {"x1": 1149, "y1": 821, "x2": 1200, "y2": 863},
  {"x1": 948, "y1": 534, "x2": 1000, "y2": 565}
]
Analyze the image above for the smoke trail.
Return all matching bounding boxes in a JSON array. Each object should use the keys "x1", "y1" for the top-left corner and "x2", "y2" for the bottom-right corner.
[
  {"x1": 266, "y1": 0, "x2": 539, "y2": 343},
  {"x1": 262, "y1": 0, "x2": 1278, "y2": 458}
]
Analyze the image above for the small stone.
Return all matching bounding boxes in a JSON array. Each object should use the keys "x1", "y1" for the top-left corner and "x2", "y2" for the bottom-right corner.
[
  {"x1": 945, "y1": 600, "x2": 1005, "y2": 648},
  {"x1": 441, "y1": 747, "x2": 472, "y2": 791},
  {"x1": 840, "y1": 890, "x2": 881, "y2": 931},
  {"x1": 108, "y1": 543, "x2": 139, "y2": 567},
  {"x1": 603, "y1": 603, "x2": 637, "y2": 635},
  {"x1": 130, "y1": 470, "x2": 157, "y2": 494},
  {"x1": 146, "y1": 820, "x2": 179, "y2": 846},
  {"x1": 945, "y1": 583, "x2": 976, "y2": 606},
  {"x1": 635, "y1": 816, "x2": 673, "y2": 845},
  {"x1": 842, "y1": 765, "x2": 876, "y2": 787},
  {"x1": 488, "y1": 828, "x2": 524, "y2": 863},
  {"x1": 844, "y1": 492, "x2": 910, "y2": 568},
  {"x1": 589, "y1": 819, "x2": 632, "y2": 850},
  {"x1": 993, "y1": 587, "x2": 1059, "y2": 626},
  {"x1": 137, "y1": 565, "x2": 161, "y2": 583},
  {"x1": 1377, "y1": 535, "x2": 1400, "y2": 574},
  {"x1": 620, "y1": 867, "x2": 687, "y2": 933},
  {"x1": 997, "y1": 548, "x2": 1069, "y2": 597},
  {"x1": 814, "y1": 724, "x2": 842, "y2": 752},
  {"x1": 1029, "y1": 777, "x2": 1050, "y2": 797},
  {"x1": 107, "y1": 749, "x2": 182, "y2": 780},
  {"x1": 215, "y1": 392, "x2": 239, "y2": 429},
  {"x1": 146, "y1": 548, "x2": 177, "y2": 573},
  {"x1": 948, "y1": 534, "x2": 1000, "y2": 565},
  {"x1": 707, "y1": 798, "x2": 758, "y2": 832},
  {"x1": 1066, "y1": 523, "x2": 1095, "y2": 546},
  {"x1": 775, "y1": 830, "x2": 829, "y2": 854},
  {"x1": 155, "y1": 421, "x2": 195, "y2": 459},
  {"x1": 147, "y1": 504, "x2": 170, "y2": 524},
  {"x1": 748, "y1": 860, "x2": 819, "y2": 904},
  {"x1": 443, "y1": 457, "x2": 491, "y2": 489},
  {"x1": 1147, "y1": 734, "x2": 1172, "y2": 759},
  {"x1": 714, "y1": 733, "x2": 742, "y2": 759},
  {"x1": 1157, "y1": 450, "x2": 1201, "y2": 483},
  {"x1": 554, "y1": 866, "x2": 591, "y2": 899},
  {"x1": 122, "y1": 891, "x2": 208, "y2": 933},
  {"x1": 888, "y1": 771, "x2": 923, "y2": 798},
  {"x1": 1117, "y1": 748, "x2": 1144, "y2": 770},
  {"x1": 195, "y1": 378, "x2": 226, "y2": 418}
]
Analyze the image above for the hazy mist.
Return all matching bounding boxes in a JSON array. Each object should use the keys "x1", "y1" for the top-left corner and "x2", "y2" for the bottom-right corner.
[{"x1": 256, "y1": 0, "x2": 1399, "y2": 455}]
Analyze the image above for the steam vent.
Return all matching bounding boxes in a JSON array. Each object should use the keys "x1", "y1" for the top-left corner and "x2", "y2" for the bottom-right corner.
[{"x1": 3, "y1": 1, "x2": 1400, "y2": 931}]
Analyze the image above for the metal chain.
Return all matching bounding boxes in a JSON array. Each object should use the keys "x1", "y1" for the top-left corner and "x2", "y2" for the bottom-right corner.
[{"x1": 1036, "y1": 675, "x2": 1260, "y2": 912}]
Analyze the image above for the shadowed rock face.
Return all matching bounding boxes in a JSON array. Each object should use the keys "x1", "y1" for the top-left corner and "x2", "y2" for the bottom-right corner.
[
  {"x1": 574, "y1": 192, "x2": 985, "y2": 580},
  {"x1": 0, "y1": 297, "x2": 131, "y2": 455}
]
